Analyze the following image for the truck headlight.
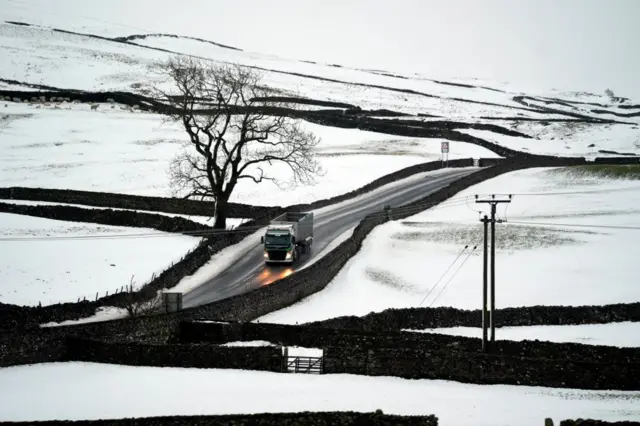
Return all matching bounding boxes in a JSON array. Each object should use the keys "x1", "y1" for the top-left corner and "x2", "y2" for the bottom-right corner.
[
  {"x1": 263, "y1": 251, "x2": 269, "y2": 259},
  {"x1": 285, "y1": 251, "x2": 293, "y2": 260}
]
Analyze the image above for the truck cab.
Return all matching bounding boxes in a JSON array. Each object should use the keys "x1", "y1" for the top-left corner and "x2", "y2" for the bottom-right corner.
[
  {"x1": 261, "y1": 211, "x2": 314, "y2": 266},
  {"x1": 262, "y1": 226, "x2": 298, "y2": 264}
]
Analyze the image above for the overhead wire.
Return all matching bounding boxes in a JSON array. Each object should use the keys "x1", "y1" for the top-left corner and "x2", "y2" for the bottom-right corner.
[
  {"x1": 417, "y1": 243, "x2": 470, "y2": 307},
  {"x1": 427, "y1": 237, "x2": 482, "y2": 308}
]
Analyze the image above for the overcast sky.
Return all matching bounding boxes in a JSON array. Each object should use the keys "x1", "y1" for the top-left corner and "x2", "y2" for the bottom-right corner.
[{"x1": 4, "y1": 0, "x2": 639, "y2": 97}]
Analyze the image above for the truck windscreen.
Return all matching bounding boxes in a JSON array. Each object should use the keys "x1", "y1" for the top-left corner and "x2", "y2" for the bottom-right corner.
[{"x1": 265, "y1": 233, "x2": 290, "y2": 246}]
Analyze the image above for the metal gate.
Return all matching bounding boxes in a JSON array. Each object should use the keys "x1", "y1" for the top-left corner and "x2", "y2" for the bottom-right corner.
[{"x1": 283, "y1": 356, "x2": 323, "y2": 374}]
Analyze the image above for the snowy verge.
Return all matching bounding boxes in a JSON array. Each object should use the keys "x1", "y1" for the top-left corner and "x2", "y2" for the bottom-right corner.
[{"x1": 40, "y1": 306, "x2": 129, "y2": 328}]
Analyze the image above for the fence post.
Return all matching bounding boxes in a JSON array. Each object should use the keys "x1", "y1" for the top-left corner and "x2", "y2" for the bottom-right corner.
[
  {"x1": 544, "y1": 419, "x2": 554, "y2": 426},
  {"x1": 95, "y1": 292, "x2": 98, "y2": 301}
]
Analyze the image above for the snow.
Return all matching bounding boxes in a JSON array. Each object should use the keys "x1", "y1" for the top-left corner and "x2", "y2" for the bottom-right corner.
[
  {"x1": 0, "y1": 362, "x2": 638, "y2": 425},
  {"x1": 458, "y1": 126, "x2": 640, "y2": 158},
  {"x1": 40, "y1": 306, "x2": 129, "y2": 327},
  {"x1": 218, "y1": 341, "x2": 323, "y2": 358},
  {"x1": 405, "y1": 322, "x2": 640, "y2": 348},
  {"x1": 260, "y1": 166, "x2": 640, "y2": 324},
  {"x1": 221, "y1": 340, "x2": 275, "y2": 347},
  {"x1": 0, "y1": 213, "x2": 201, "y2": 306},
  {"x1": 0, "y1": 103, "x2": 186, "y2": 196}
]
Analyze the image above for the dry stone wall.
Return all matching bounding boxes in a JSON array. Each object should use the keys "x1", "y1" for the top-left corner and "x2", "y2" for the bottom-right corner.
[
  {"x1": 323, "y1": 345, "x2": 640, "y2": 391},
  {"x1": 305, "y1": 302, "x2": 640, "y2": 332},
  {"x1": 64, "y1": 336, "x2": 282, "y2": 371},
  {"x1": 0, "y1": 186, "x2": 271, "y2": 218},
  {"x1": 179, "y1": 321, "x2": 640, "y2": 390},
  {"x1": 0, "y1": 412, "x2": 439, "y2": 426}
]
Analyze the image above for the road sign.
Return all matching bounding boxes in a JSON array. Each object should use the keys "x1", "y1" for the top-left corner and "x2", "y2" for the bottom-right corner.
[{"x1": 441, "y1": 141, "x2": 449, "y2": 153}]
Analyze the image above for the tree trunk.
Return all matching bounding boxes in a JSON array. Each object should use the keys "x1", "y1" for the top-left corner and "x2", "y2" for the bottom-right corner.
[{"x1": 213, "y1": 196, "x2": 229, "y2": 229}]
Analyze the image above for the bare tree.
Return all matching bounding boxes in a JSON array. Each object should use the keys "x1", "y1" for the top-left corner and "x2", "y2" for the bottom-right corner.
[
  {"x1": 153, "y1": 55, "x2": 323, "y2": 229},
  {"x1": 123, "y1": 276, "x2": 162, "y2": 317}
]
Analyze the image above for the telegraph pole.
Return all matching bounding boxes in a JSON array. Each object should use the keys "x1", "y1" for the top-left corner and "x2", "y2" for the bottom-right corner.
[
  {"x1": 481, "y1": 214, "x2": 489, "y2": 352},
  {"x1": 475, "y1": 194, "x2": 512, "y2": 348}
]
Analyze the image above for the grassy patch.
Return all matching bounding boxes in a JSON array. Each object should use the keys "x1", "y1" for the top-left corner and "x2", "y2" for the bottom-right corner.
[
  {"x1": 364, "y1": 267, "x2": 420, "y2": 293},
  {"x1": 552, "y1": 164, "x2": 640, "y2": 180},
  {"x1": 394, "y1": 221, "x2": 599, "y2": 252}
]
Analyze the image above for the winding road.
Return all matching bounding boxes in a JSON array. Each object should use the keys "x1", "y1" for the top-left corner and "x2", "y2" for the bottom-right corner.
[{"x1": 183, "y1": 167, "x2": 479, "y2": 308}]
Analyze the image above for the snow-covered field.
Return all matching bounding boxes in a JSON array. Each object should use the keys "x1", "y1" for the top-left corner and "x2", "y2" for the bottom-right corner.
[
  {"x1": 260, "y1": 166, "x2": 640, "y2": 324},
  {"x1": 0, "y1": 212, "x2": 201, "y2": 306},
  {"x1": 0, "y1": 362, "x2": 637, "y2": 425},
  {"x1": 0, "y1": 103, "x2": 493, "y2": 204}
]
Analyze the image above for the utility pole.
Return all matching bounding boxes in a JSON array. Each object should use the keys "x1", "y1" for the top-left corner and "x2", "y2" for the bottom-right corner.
[
  {"x1": 481, "y1": 214, "x2": 489, "y2": 352},
  {"x1": 475, "y1": 194, "x2": 512, "y2": 348}
]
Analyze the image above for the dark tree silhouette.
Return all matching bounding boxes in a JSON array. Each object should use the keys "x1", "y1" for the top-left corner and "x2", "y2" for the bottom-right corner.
[{"x1": 154, "y1": 55, "x2": 322, "y2": 229}]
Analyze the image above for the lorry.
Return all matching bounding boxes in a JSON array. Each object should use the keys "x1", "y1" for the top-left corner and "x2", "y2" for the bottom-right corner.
[{"x1": 261, "y1": 211, "x2": 314, "y2": 265}]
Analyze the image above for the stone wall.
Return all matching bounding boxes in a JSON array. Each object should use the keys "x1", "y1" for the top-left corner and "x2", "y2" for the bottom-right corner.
[
  {"x1": 593, "y1": 156, "x2": 640, "y2": 164},
  {"x1": 64, "y1": 336, "x2": 283, "y2": 371},
  {"x1": 178, "y1": 321, "x2": 640, "y2": 364},
  {"x1": 560, "y1": 420, "x2": 640, "y2": 426},
  {"x1": 322, "y1": 345, "x2": 640, "y2": 391},
  {"x1": 0, "y1": 412, "x2": 439, "y2": 426},
  {"x1": 0, "y1": 186, "x2": 271, "y2": 218},
  {"x1": 304, "y1": 302, "x2": 640, "y2": 332},
  {"x1": 0, "y1": 202, "x2": 214, "y2": 235},
  {"x1": 178, "y1": 321, "x2": 640, "y2": 390}
]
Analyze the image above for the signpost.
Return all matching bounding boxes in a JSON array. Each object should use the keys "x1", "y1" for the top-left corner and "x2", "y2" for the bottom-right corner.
[{"x1": 441, "y1": 141, "x2": 449, "y2": 167}]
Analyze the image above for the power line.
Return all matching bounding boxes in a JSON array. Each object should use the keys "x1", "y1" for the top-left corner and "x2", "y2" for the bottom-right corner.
[
  {"x1": 418, "y1": 243, "x2": 471, "y2": 307},
  {"x1": 426, "y1": 240, "x2": 480, "y2": 308}
]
